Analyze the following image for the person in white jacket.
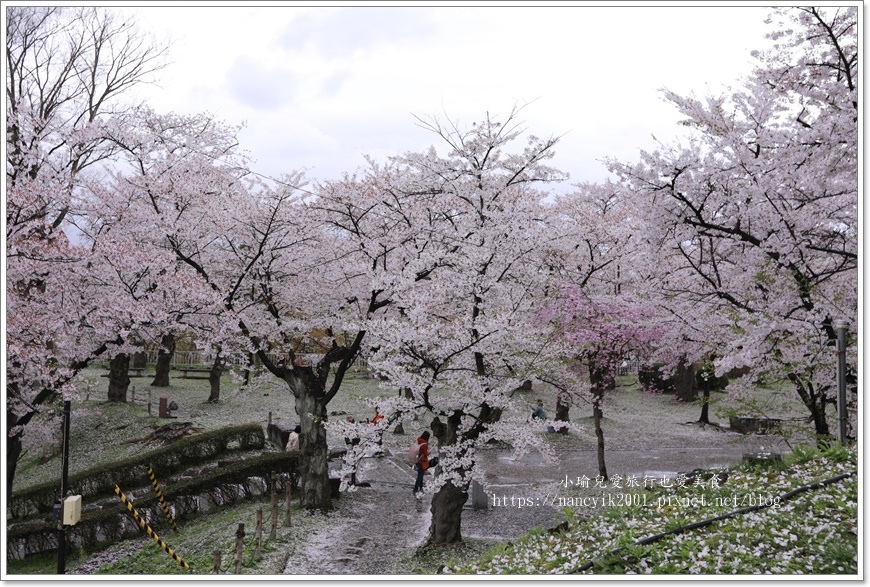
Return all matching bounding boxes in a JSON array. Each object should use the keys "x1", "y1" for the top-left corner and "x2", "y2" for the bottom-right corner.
[{"x1": 285, "y1": 425, "x2": 301, "y2": 452}]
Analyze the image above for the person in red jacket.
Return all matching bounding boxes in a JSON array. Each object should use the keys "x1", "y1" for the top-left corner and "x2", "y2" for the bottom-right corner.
[
  {"x1": 413, "y1": 431, "x2": 431, "y2": 497},
  {"x1": 370, "y1": 407, "x2": 385, "y2": 456},
  {"x1": 371, "y1": 408, "x2": 384, "y2": 426}
]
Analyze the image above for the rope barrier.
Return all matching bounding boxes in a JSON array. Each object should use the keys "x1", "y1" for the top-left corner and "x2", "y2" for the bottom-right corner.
[
  {"x1": 564, "y1": 469, "x2": 858, "y2": 574},
  {"x1": 113, "y1": 485, "x2": 192, "y2": 573},
  {"x1": 146, "y1": 465, "x2": 179, "y2": 533}
]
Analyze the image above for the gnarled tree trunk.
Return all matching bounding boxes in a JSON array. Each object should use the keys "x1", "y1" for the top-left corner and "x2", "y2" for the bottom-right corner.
[
  {"x1": 429, "y1": 412, "x2": 468, "y2": 544},
  {"x1": 788, "y1": 374, "x2": 830, "y2": 445},
  {"x1": 429, "y1": 481, "x2": 468, "y2": 545},
  {"x1": 592, "y1": 397, "x2": 607, "y2": 481},
  {"x1": 674, "y1": 360, "x2": 696, "y2": 403},
  {"x1": 151, "y1": 333, "x2": 175, "y2": 387},
  {"x1": 293, "y1": 382, "x2": 332, "y2": 511},
  {"x1": 107, "y1": 354, "x2": 130, "y2": 402},
  {"x1": 698, "y1": 386, "x2": 711, "y2": 425}
]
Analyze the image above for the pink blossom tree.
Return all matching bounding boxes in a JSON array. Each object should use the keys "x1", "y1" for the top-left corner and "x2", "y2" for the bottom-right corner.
[
  {"x1": 360, "y1": 109, "x2": 576, "y2": 544},
  {"x1": 5, "y1": 6, "x2": 169, "y2": 493},
  {"x1": 98, "y1": 108, "x2": 439, "y2": 511},
  {"x1": 608, "y1": 7, "x2": 858, "y2": 441},
  {"x1": 545, "y1": 290, "x2": 666, "y2": 479},
  {"x1": 546, "y1": 180, "x2": 655, "y2": 429}
]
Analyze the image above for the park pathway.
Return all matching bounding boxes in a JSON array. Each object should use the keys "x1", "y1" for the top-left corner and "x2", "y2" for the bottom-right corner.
[
  {"x1": 281, "y1": 435, "x2": 783, "y2": 575},
  {"x1": 282, "y1": 453, "x2": 432, "y2": 575}
]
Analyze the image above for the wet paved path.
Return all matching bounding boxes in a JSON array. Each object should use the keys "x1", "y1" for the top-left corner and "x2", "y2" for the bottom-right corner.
[
  {"x1": 283, "y1": 454, "x2": 431, "y2": 575},
  {"x1": 282, "y1": 436, "x2": 781, "y2": 574}
]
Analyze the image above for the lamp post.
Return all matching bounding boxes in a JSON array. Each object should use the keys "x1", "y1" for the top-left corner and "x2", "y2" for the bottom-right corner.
[{"x1": 833, "y1": 319, "x2": 848, "y2": 444}]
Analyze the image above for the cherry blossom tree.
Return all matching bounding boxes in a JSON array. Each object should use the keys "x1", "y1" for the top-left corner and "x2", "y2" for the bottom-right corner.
[
  {"x1": 544, "y1": 290, "x2": 666, "y2": 480},
  {"x1": 97, "y1": 107, "x2": 437, "y2": 511},
  {"x1": 6, "y1": 6, "x2": 167, "y2": 221},
  {"x1": 545, "y1": 180, "x2": 651, "y2": 429},
  {"x1": 359, "y1": 109, "x2": 576, "y2": 544},
  {"x1": 5, "y1": 6, "x2": 169, "y2": 493},
  {"x1": 608, "y1": 7, "x2": 858, "y2": 441}
]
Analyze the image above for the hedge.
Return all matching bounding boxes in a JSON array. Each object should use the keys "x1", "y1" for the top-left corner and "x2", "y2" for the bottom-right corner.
[
  {"x1": 9, "y1": 423, "x2": 265, "y2": 519},
  {"x1": 7, "y1": 451, "x2": 299, "y2": 560}
]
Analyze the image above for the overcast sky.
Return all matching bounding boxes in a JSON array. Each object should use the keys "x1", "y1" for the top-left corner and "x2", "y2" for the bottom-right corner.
[{"x1": 121, "y1": 3, "x2": 778, "y2": 194}]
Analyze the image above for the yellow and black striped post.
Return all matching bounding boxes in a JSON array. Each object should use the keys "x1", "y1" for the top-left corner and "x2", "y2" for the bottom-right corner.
[
  {"x1": 114, "y1": 485, "x2": 191, "y2": 573},
  {"x1": 146, "y1": 465, "x2": 179, "y2": 533}
]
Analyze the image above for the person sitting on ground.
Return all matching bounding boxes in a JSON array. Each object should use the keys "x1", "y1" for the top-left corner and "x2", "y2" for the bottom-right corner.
[
  {"x1": 285, "y1": 425, "x2": 301, "y2": 452},
  {"x1": 413, "y1": 431, "x2": 431, "y2": 498},
  {"x1": 531, "y1": 399, "x2": 548, "y2": 420}
]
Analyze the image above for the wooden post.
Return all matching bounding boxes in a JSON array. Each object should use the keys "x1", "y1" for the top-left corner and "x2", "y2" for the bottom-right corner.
[
  {"x1": 147, "y1": 389, "x2": 152, "y2": 416},
  {"x1": 234, "y1": 523, "x2": 245, "y2": 574},
  {"x1": 211, "y1": 550, "x2": 221, "y2": 574},
  {"x1": 285, "y1": 482, "x2": 292, "y2": 527},
  {"x1": 131, "y1": 385, "x2": 136, "y2": 404},
  {"x1": 254, "y1": 508, "x2": 263, "y2": 560},
  {"x1": 268, "y1": 411, "x2": 272, "y2": 428},
  {"x1": 270, "y1": 472, "x2": 278, "y2": 539}
]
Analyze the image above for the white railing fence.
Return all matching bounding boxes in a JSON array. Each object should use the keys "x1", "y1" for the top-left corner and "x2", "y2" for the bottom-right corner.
[
  {"x1": 143, "y1": 350, "x2": 368, "y2": 369},
  {"x1": 617, "y1": 360, "x2": 641, "y2": 376}
]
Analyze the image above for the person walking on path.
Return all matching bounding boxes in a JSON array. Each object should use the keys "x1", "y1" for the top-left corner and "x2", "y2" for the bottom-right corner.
[
  {"x1": 371, "y1": 407, "x2": 385, "y2": 456},
  {"x1": 413, "y1": 431, "x2": 431, "y2": 498},
  {"x1": 370, "y1": 408, "x2": 384, "y2": 426}
]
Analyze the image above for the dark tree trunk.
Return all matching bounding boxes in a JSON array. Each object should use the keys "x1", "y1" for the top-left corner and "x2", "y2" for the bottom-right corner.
[
  {"x1": 132, "y1": 351, "x2": 147, "y2": 369},
  {"x1": 555, "y1": 391, "x2": 570, "y2": 434},
  {"x1": 428, "y1": 411, "x2": 468, "y2": 544},
  {"x1": 401, "y1": 388, "x2": 418, "y2": 420},
  {"x1": 698, "y1": 386, "x2": 711, "y2": 425},
  {"x1": 429, "y1": 481, "x2": 468, "y2": 545},
  {"x1": 246, "y1": 327, "x2": 366, "y2": 512},
  {"x1": 811, "y1": 393, "x2": 831, "y2": 444},
  {"x1": 674, "y1": 360, "x2": 697, "y2": 403},
  {"x1": 294, "y1": 384, "x2": 332, "y2": 511},
  {"x1": 788, "y1": 373, "x2": 830, "y2": 443},
  {"x1": 592, "y1": 398, "x2": 607, "y2": 481},
  {"x1": 208, "y1": 353, "x2": 223, "y2": 402},
  {"x1": 7, "y1": 386, "x2": 59, "y2": 495},
  {"x1": 107, "y1": 354, "x2": 130, "y2": 402},
  {"x1": 811, "y1": 398, "x2": 831, "y2": 446},
  {"x1": 7, "y1": 427, "x2": 23, "y2": 497},
  {"x1": 151, "y1": 333, "x2": 175, "y2": 387},
  {"x1": 243, "y1": 352, "x2": 254, "y2": 386},
  {"x1": 430, "y1": 412, "x2": 460, "y2": 446},
  {"x1": 588, "y1": 357, "x2": 610, "y2": 481},
  {"x1": 479, "y1": 406, "x2": 503, "y2": 425}
]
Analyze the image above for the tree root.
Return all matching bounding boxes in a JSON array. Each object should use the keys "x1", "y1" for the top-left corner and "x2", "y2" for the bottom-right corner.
[
  {"x1": 128, "y1": 422, "x2": 204, "y2": 445},
  {"x1": 681, "y1": 420, "x2": 727, "y2": 431}
]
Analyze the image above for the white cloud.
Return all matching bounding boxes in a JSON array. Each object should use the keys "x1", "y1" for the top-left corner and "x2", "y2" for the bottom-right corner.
[
  {"x1": 226, "y1": 55, "x2": 299, "y2": 110},
  {"x1": 278, "y1": 7, "x2": 437, "y2": 58},
  {"x1": 124, "y1": 4, "x2": 774, "y2": 188}
]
